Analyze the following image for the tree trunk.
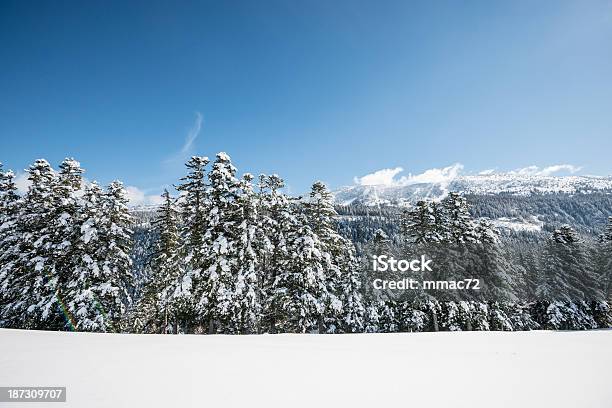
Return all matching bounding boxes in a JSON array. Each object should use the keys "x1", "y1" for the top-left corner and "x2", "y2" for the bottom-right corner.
[{"x1": 432, "y1": 310, "x2": 439, "y2": 332}]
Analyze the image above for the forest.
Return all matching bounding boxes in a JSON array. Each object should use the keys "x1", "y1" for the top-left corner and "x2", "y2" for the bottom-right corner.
[{"x1": 1, "y1": 153, "x2": 611, "y2": 334}]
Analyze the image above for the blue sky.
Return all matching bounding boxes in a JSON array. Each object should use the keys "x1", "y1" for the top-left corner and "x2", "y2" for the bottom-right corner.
[{"x1": 1, "y1": 0, "x2": 611, "y2": 203}]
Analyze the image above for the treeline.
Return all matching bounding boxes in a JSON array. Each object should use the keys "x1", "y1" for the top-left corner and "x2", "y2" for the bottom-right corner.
[
  {"x1": 467, "y1": 193, "x2": 612, "y2": 235},
  {"x1": 2, "y1": 156, "x2": 612, "y2": 334},
  {"x1": 0, "y1": 159, "x2": 132, "y2": 331},
  {"x1": 360, "y1": 193, "x2": 612, "y2": 331},
  {"x1": 0, "y1": 154, "x2": 365, "y2": 334}
]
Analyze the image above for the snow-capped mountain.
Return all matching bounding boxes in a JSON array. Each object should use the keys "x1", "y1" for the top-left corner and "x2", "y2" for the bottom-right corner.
[{"x1": 334, "y1": 174, "x2": 612, "y2": 206}]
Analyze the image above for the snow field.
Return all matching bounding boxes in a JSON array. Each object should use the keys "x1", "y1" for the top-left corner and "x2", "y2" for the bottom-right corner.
[{"x1": 1, "y1": 329, "x2": 611, "y2": 408}]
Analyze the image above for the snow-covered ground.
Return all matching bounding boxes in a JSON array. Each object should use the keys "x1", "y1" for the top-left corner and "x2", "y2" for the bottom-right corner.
[
  {"x1": 490, "y1": 216, "x2": 544, "y2": 232},
  {"x1": 1, "y1": 329, "x2": 611, "y2": 408}
]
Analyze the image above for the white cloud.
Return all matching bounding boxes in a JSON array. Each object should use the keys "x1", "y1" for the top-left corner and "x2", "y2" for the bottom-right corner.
[
  {"x1": 354, "y1": 163, "x2": 464, "y2": 189},
  {"x1": 400, "y1": 164, "x2": 464, "y2": 186},
  {"x1": 353, "y1": 167, "x2": 404, "y2": 186},
  {"x1": 14, "y1": 172, "x2": 31, "y2": 195},
  {"x1": 125, "y1": 186, "x2": 165, "y2": 207},
  {"x1": 508, "y1": 164, "x2": 582, "y2": 176}
]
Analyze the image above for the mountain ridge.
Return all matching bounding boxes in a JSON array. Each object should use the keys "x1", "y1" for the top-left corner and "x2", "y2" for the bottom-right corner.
[{"x1": 334, "y1": 174, "x2": 612, "y2": 207}]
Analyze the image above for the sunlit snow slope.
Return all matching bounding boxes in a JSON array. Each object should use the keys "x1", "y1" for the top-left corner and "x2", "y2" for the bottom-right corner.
[{"x1": 1, "y1": 329, "x2": 611, "y2": 408}]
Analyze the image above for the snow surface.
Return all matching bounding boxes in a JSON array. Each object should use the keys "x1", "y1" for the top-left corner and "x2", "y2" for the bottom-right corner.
[
  {"x1": 1, "y1": 329, "x2": 611, "y2": 408},
  {"x1": 490, "y1": 216, "x2": 544, "y2": 232}
]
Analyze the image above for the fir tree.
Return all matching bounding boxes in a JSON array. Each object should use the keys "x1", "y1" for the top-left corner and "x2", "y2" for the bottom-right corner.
[
  {"x1": 173, "y1": 156, "x2": 210, "y2": 332},
  {"x1": 14, "y1": 160, "x2": 59, "y2": 329},
  {"x1": 51, "y1": 158, "x2": 86, "y2": 330},
  {"x1": 197, "y1": 152, "x2": 249, "y2": 333},
  {"x1": 0, "y1": 163, "x2": 21, "y2": 325},
  {"x1": 402, "y1": 200, "x2": 440, "y2": 245},
  {"x1": 94, "y1": 181, "x2": 134, "y2": 329},
  {"x1": 66, "y1": 181, "x2": 111, "y2": 331},
  {"x1": 258, "y1": 174, "x2": 294, "y2": 332},
  {"x1": 305, "y1": 181, "x2": 346, "y2": 332},
  {"x1": 269, "y1": 221, "x2": 330, "y2": 333},
  {"x1": 229, "y1": 173, "x2": 262, "y2": 333},
  {"x1": 136, "y1": 190, "x2": 182, "y2": 333},
  {"x1": 598, "y1": 217, "x2": 612, "y2": 301},
  {"x1": 442, "y1": 192, "x2": 477, "y2": 244},
  {"x1": 535, "y1": 226, "x2": 600, "y2": 329}
]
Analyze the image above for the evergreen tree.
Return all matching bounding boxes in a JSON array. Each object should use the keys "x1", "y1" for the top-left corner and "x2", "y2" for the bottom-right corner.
[
  {"x1": 305, "y1": 181, "x2": 347, "y2": 332},
  {"x1": 196, "y1": 152, "x2": 258, "y2": 333},
  {"x1": 471, "y1": 219, "x2": 517, "y2": 302},
  {"x1": 535, "y1": 226, "x2": 600, "y2": 329},
  {"x1": 176, "y1": 156, "x2": 210, "y2": 272},
  {"x1": 0, "y1": 163, "x2": 21, "y2": 324},
  {"x1": 94, "y1": 181, "x2": 134, "y2": 328},
  {"x1": 538, "y1": 226, "x2": 600, "y2": 303},
  {"x1": 13, "y1": 160, "x2": 58, "y2": 329},
  {"x1": 136, "y1": 190, "x2": 182, "y2": 333},
  {"x1": 269, "y1": 221, "x2": 330, "y2": 333},
  {"x1": 172, "y1": 156, "x2": 210, "y2": 332},
  {"x1": 442, "y1": 192, "x2": 477, "y2": 244},
  {"x1": 337, "y1": 240, "x2": 365, "y2": 332},
  {"x1": 229, "y1": 173, "x2": 261, "y2": 333},
  {"x1": 402, "y1": 200, "x2": 440, "y2": 245},
  {"x1": 51, "y1": 158, "x2": 86, "y2": 330},
  {"x1": 258, "y1": 174, "x2": 294, "y2": 332},
  {"x1": 66, "y1": 181, "x2": 111, "y2": 331},
  {"x1": 598, "y1": 217, "x2": 612, "y2": 301}
]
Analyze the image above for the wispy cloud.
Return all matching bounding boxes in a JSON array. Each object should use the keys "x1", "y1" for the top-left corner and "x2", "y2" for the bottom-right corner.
[
  {"x1": 181, "y1": 112, "x2": 202, "y2": 155},
  {"x1": 164, "y1": 112, "x2": 203, "y2": 166}
]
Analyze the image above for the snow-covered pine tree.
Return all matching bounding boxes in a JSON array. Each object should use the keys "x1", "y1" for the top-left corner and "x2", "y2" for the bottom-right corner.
[
  {"x1": 269, "y1": 220, "x2": 330, "y2": 333},
  {"x1": 65, "y1": 181, "x2": 111, "y2": 331},
  {"x1": 11, "y1": 160, "x2": 59, "y2": 329},
  {"x1": 177, "y1": 156, "x2": 210, "y2": 272},
  {"x1": 49, "y1": 158, "x2": 85, "y2": 330},
  {"x1": 95, "y1": 181, "x2": 134, "y2": 329},
  {"x1": 535, "y1": 225, "x2": 599, "y2": 329},
  {"x1": 228, "y1": 173, "x2": 261, "y2": 333},
  {"x1": 598, "y1": 217, "x2": 612, "y2": 301},
  {"x1": 402, "y1": 200, "x2": 440, "y2": 245},
  {"x1": 471, "y1": 219, "x2": 517, "y2": 303},
  {"x1": 377, "y1": 299, "x2": 399, "y2": 332},
  {"x1": 257, "y1": 174, "x2": 294, "y2": 333},
  {"x1": 198, "y1": 152, "x2": 251, "y2": 333},
  {"x1": 594, "y1": 217, "x2": 612, "y2": 327},
  {"x1": 422, "y1": 195, "x2": 471, "y2": 302},
  {"x1": 0, "y1": 162, "x2": 19, "y2": 221},
  {"x1": 442, "y1": 192, "x2": 478, "y2": 244},
  {"x1": 136, "y1": 189, "x2": 182, "y2": 333},
  {"x1": 336, "y1": 239, "x2": 365, "y2": 333},
  {"x1": 0, "y1": 163, "x2": 21, "y2": 325},
  {"x1": 305, "y1": 181, "x2": 347, "y2": 332},
  {"x1": 172, "y1": 156, "x2": 210, "y2": 332}
]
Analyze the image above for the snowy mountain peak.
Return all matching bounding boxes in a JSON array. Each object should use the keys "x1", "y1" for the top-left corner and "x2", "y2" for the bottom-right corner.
[{"x1": 334, "y1": 174, "x2": 612, "y2": 207}]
